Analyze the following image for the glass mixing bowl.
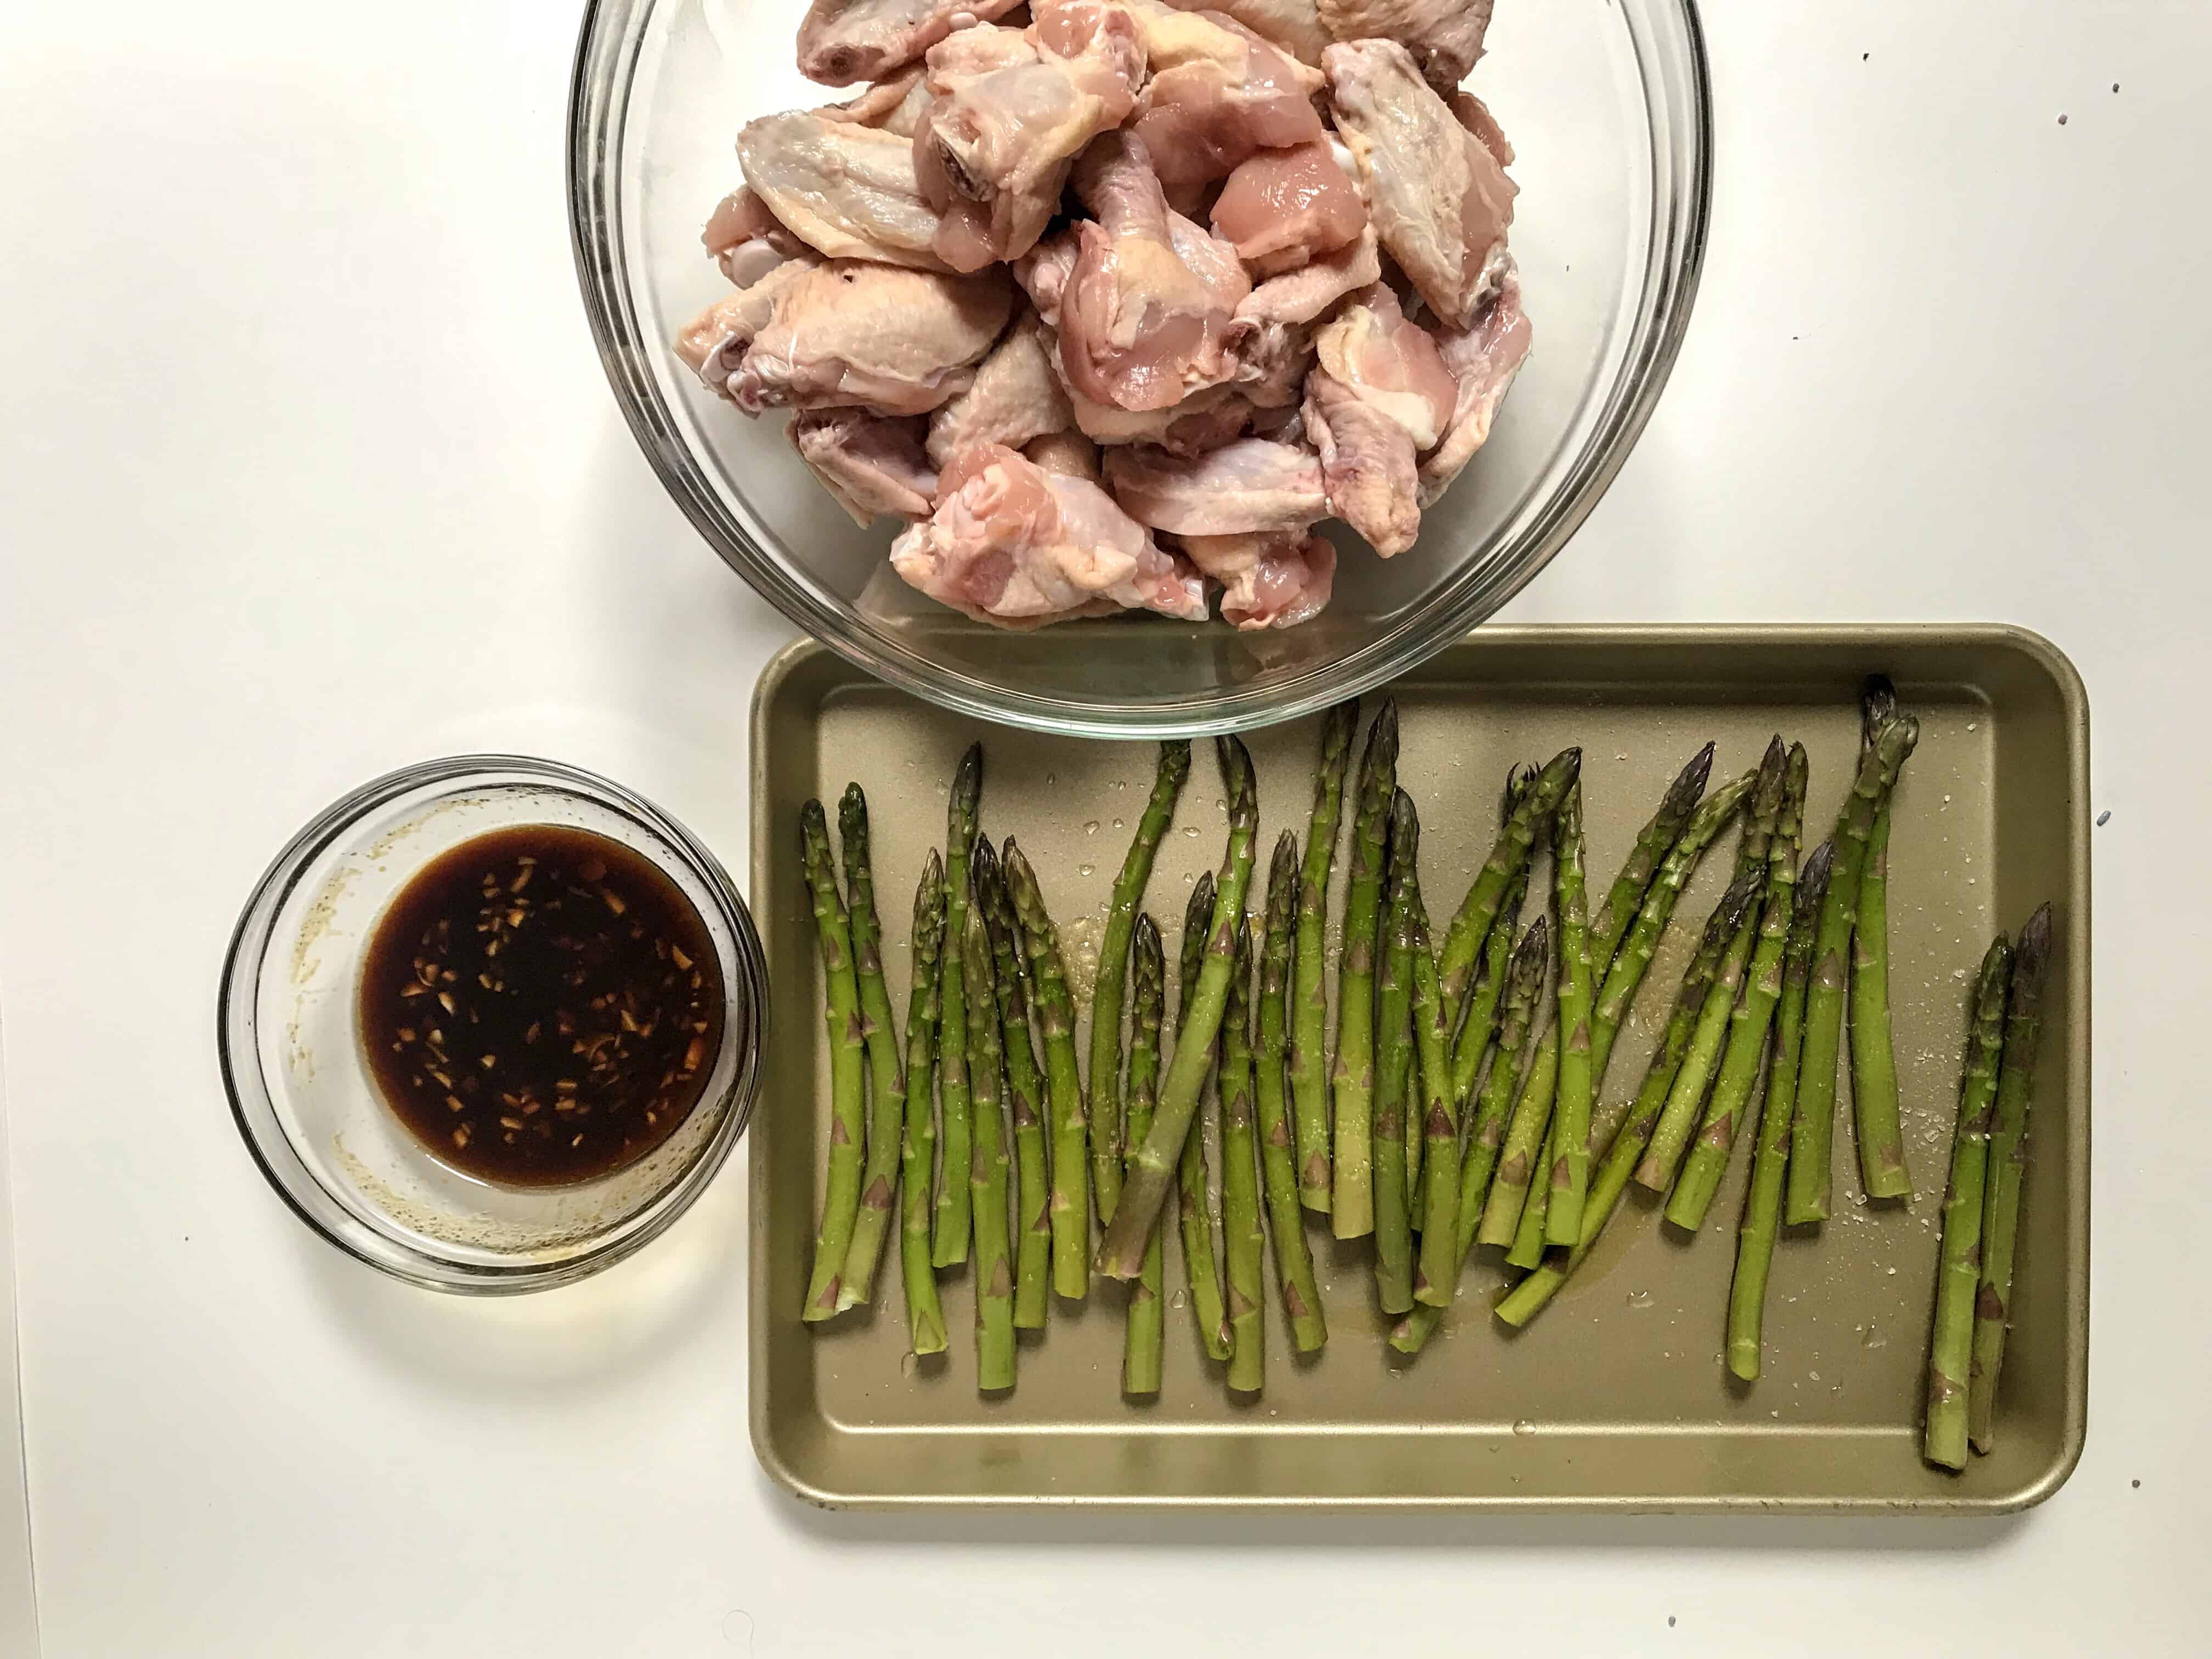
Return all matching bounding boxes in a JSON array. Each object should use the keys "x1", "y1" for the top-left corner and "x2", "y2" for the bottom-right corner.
[{"x1": 569, "y1": 0, "x2": 1711, "y2": 737}]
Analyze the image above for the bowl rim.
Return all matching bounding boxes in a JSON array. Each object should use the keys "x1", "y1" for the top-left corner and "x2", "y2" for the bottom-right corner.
[
  {"x1": 216, "y1": 753, "x2": 768, "y2": 1295},
  {"x1": 566, "y1": 0, "x2": 1714, "y2": 738}
]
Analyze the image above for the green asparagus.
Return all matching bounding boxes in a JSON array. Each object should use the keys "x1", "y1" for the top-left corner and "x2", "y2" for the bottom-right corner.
[
  {"x1": 1438, "y1": 747, "x2": 1582, "y2": 1010},
  {"x1": 932, "y1": 744, "x2": 983, "y2": 1266},
  {"x1": 1170, "y1": 871, "x2": 1231, "y2": 1360},
  {"x1": 1121, "y1": 916, "x2": 1169, "y2": 1395},
  {"x1": 969, "y1": 838, "x2": 1051, "y2": 1330},
  {"x1": 1220, "y1": 918, "x2": 1266, "y2": 1393},
  {"x1": 1443, "y1": 768, "x2": 1534, "y2": 1125},
  {"x1": 1331, "y1": 702, "x2": 1398, "y2": 1238},
  {"x1": 1291, "y1": 699, "x2": 1359, "y2": 1212},
  {"x1": 834, "y1": 785, "x2": 907, "y2": 1310},
  {"x1": 1850, "y1": 676, "x2": 1912, "y2": 1199},
  {"x1": 1256, "y1": 833, "x2": 1327, "y2": 1350},
  {"x1": 800, "y1": 800, "x2": 867, "y2": 1322},
  {"x1": 959, "y1": 910, "x2": 1014, "y2": 1390},
  {"x1": 897, "y1": 852, "x2": 949, "y2": 1356},
  {"x1": 1410, "y1": 894, "x2": 1464, "y2": 1308},
  {"x1": 1371, "y1": 790, "x2": 1420, "y2": 1311},
  {"x1": 1545, "y1": 781, "x2": 1596, "y2": 1245},
  {"x1": 1000, "y1": 838, "x2": 1092, "y2": 1300}
]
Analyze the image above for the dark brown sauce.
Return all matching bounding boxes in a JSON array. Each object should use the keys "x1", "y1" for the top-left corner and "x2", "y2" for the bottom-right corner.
[{"x1": 358, "y1": 824, "x2": 724, "y2": 1187}]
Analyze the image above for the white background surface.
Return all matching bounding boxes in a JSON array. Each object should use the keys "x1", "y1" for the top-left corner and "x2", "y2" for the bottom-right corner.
[{"x1": 2, "y1": 1, "x2": 2208, "y2": 1654}]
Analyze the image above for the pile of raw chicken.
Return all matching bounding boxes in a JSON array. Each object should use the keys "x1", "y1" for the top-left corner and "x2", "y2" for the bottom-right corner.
[{"x1": 676, "y1": 0, "x2": 1531, "y2": 630}]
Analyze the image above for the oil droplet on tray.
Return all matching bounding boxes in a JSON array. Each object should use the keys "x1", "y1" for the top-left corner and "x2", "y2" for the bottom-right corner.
[
  {"x1": 1626, "y1": 1289, "x2": 1653, "y2": 1309},
  {"x1": 1511, "y1": 1419, "x2": 1535, "y2": 1436},
  {"x1": 1079, "y1": 864, "x2": 1094, "y2": 878},
  {"x1": 1084, "y1": 821, "x2": 1099, "y2": 836},
  {"x1": 900, "y1": 1351, "x2": 920, "y2": 1378},
  {"x1": 1169, "y1": 1288, "x2": 1188, "y2": 1309}
]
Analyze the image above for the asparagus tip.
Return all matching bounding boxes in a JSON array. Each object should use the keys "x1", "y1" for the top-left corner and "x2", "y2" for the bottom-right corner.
[
  {"x1": 1512, "y1": 914, "x2": 1550, "y2": 974},
  {"x1": 1798, "y1": 839, "x2": 1836, "y2": 916},
  {"x1": 1135, "y1": 910, "x2": 1162, "y2": 956},
  {"x1": 1667, "y1": 741, "x2": 1718, "y2": 811},
  {"x1": 2015, "y1": 902, "x2": 2054, "y2": 980}
]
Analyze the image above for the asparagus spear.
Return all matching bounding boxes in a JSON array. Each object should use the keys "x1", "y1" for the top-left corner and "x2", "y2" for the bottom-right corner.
[
  {"x1": 1291, "y1": 699, "x2": 1359, "y2": 1212},
  {"x1": 959, "y1": 910, "x2": 1015, "y2": 1390},
  {"x1": 1635, "y1": 737, "x2": 1790, "y2": 1193},
  {"x1": 1098, "y1": 738, "x2": 1261, "y2": 1279},
  {"x1": 931, "y1": 744, "x2": 983, "y2": 1266},
  {"x1": 1477, "y1": 1019, "x2": 1558, "y2": 1251},
  {"x1": 1410, "y1": 894, "x2": 1464, "y2": 1308},
  {"x1": 1371, "y1": 791, "x2": 1421, "y2": 1312},
  {"x1": 1121, "y1": 916, "x2": 1169, "y2": 1395},
  {"x1": 1220, "y1": 918, "x2": 1267, "y2": 1392},
  {"x1": 1443, "y1": 768, "x2": 1536, "y2": 1122},
  {"x1": 1438, "y1": 746, "x2": 1582, "y2": 1009},
  {"x1": 896, "y1": 853, "x2": 949, "y2": 1356},
  {"x1": 834, "y1": 786, "x2": 907, "y2": 1310},
  {"x1": 800, "y1": 800, "x2": 867, "y2": 1322},
  {"x1": 1503, "y1": 1075, "x2": 1560, "y2": 1271},
  {"x1": 1330, "y1": 702, "x2": 1398, "y2": 1238},
  {"x1": 1787, "y1": 715, "x2": 1921, "y2": 1222},
  {"x1": 1089, "y1": 741, "x2": 1194, "y2": 1235},
  {"x1": 1545, "y1": 781, "x2": 1596, "y2": 1245},
  {"x1": 1170, "y1": 871, "x2": 1231, "y2": 1360},
  {"x1": 1850, "y1": 677, "x2": 1912, "y2": 1199},
  {"x1": 1968, "y1": 903, "x2": 2054, "y2": 1454},
  {"x1": 1924, "y1": 935, "x2": 2012, "y2": 1466},
  {"x1": 1389, "y1": 918, "x2": 1545, "y2": 1352},
  {"x1": 1000, "y1": 838, "x2": 1092, "y2": 1300},
  {"x1": 1257, "y1": 833, "x2": 1327, "y2": 1350},
  {"x1": 970, "y1": 839, "x2": 1051, "y2": 1330},
  {"x1": 1493, "y1": 872, "x2": 1764, "y2": 1329},
  {"x1": 1588, "y1": 743, "x2": 1716, "y2": 973},
  {"x1": 1664, "y1": 743, "x2": 1809, "y2": 1232},
  {"x1": 1722, "y1": 843, "x2": 1832, "y2": 1378}
]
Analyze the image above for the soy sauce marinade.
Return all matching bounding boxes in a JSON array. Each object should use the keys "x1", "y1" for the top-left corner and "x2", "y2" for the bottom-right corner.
[{"x1": 359, "y1": 825, "x2": 725, "y2": 1186}]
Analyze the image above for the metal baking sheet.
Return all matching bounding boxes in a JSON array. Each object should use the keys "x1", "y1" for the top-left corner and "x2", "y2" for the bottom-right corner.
[{"x1": 747, "y1": 626, "x2": 2089, "y2": 1511}]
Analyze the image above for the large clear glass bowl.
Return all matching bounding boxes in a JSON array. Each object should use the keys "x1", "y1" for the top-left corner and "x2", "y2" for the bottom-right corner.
[{"x1": 569, "y1": 0, "x2": 1711, "y2": 737}]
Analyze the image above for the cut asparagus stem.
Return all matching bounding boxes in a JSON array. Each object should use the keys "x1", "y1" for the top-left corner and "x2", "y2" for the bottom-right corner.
[
  {"x1": 1787, "y1": 715, "x2": 1921, "y2": 1222},
  {"x1": 1220, "y1": 918, "x2": 1266, "y2": 1393},
  {"x1": 1121, "y1": 916, "x2": 1169, "y2": 1395},
  {"x1": 800, "y1": 800, "x2": 867, "y2": 1322},
  {"x1": 1170, "y1": 872, "x2": 1231, "y2": 1360},
  {"x1": 1098, "y1": 738, "x2": 1260, "y2": 1279},
  {"x1": 1636, "y1": 737, "x2": 1789, "y2": 1194},
  {"x1": 1545, "y1": 781, "x2": 1596, "y2": 1246},
  {"x1": 1438, "y1": 746, "x2": 1582, "y2": 1009},
  {"x1": 1850, "y1": 676, "x2": 1912, "y2": 1199},
  {"x1": 1444, "y1": 768, "x2": 1536, "y2": 1125},
  {"x1": 897, "y1": 852, "x2": 950, "y2": 1356},
  {"x1": 1410, "y1": 893, "x2": 1464, "y2": 1308},
  {"x1": 1665, "y1": 743, "x2": 1808, "y2": 1232},
  {"x1": 1968, "y1": 903, "x2": 2054, "y2": 1455},
  {"x1": 1292, "y1": 699, "x2": 1359, "y2": 1212},
  {"x1": 1089, "y1": 741, "x2": 1194, "y2": 1237},
  {"x1": 1000, "y1": 838, "x2": 1092, "y2": 1301},
  {"x1": 1479, "y1": 1021, "x2": 1558, "y2": 1251},
  {"x1": 931, "y1": 743, "x2": 983, "y2": 1266},
  {"x1": 1723, "y1": 844, "x2": 1833, "y2": 1378},
  {"x1": 959, "y1": 910, "x2": 1015, "y2": 1391},
  {"x1": 1390, "y1": 918, "x2": 1545, "y2": 1351},
  {"x1": 1330, "y1": 702, "x2": 1398, "y2": 1238},
  {"x1": 835, "y1": 785, "x2": 907, "y2": 1310},
  {"x1": 1372, "y1": 791, "x2": 1420, "y2": 1312},
  {"x1": 1493, "y1": 872, "x2": 1765, "y2": 1329},
  {"x1": 1925, "y1": 934, "x2": 2012, "y2": 1467},
  {"x1": 969, "y1": 839, "x2": 1051, "y2": 1330},
  {"x1": 1257, "y1": 833, "x2": 1327, "y2": 1351}
]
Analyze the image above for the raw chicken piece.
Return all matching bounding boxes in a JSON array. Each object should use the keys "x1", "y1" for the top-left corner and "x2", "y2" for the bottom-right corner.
[
  {"x1": 1070, "y1": 380, "x2": 1258, "y2": 450},
  {"x1": 1178, "y1": 529, "x2": 1335, "y2": 628},
  {"x1": 1211, "y1": 142, "x2": 1367, "y2": 276},
  {"x1": 675, "y1": 257, "x2": 826, "y2": 391},
  {"x1": 913, "y1": 4, "x2": 1146, "y2": 270},
  {"x1": 1324, "y1": 39, "x2": 1516, "y2": 328},
  {"x1": 1317, "y1": 0, "x2": 1493, "y2": 89},
  {"x1": 818, "y1": 65, "x2": 933, "y2": 137},
  {"x1": 1417, "y1": 267, "x2": 1531, "y2": 504},
  {"x1": 1312, "y1": 282, "x2": 1458, "y2": 449},
  {"x1": 926, "y1": 314, "x2": 1075, "y2": 466},
  {"x1": 1125, "y1": 3, "x2": 1328, "y2": 206},
  {"x1": 737, "y1": 111, "x2": 954, "y2": 271},
  {"x1": 1023, "y1": 429, "x2": 1104, "y2": 481},
  {"x1": 797, "y1": 0, "x2": 1025, "y2": 86},
  {"x1": 1104, "y1": 437, "x2": 1327, "y2": 533},
  {"x1": 1224, "y1": 316, "x2": 1313, "y2": 408},
  {"x1": 1153, "y1": 0, "x2": 1328, "y2": 64},
  {"x1": 1303, "y1": 369, "x2": 1420, "y2": 556},
  {"x1": 702, "y1": 187, "x2": 809, "y2": 289},
  {"x1": 1235, "y1": 225, "x2": 1381, "y2": 326},
  {"x1": 1013, "y1": 229, "x2": 1080, "y2": 330},
  {"x1": 1453, "y1": 91, "x2": 1514, "y2": 169},
  {"x1": 1060, "y1": 133, "x2": 1249, "y2": 411},
  {"x1": 891, "y1": 443, "x2": 1209, "y2": 622},
  {"x1": 789, "y1": 410, "x2": 940, "y2": 524},
  {"x1": 730, "y1": 261, "x2": 1014, "y2": 415}
]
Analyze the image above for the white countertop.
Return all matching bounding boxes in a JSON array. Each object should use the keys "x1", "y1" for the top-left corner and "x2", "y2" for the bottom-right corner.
[{"x1": 3, "y1": 1, "x2": 2208, "y2": 1653}]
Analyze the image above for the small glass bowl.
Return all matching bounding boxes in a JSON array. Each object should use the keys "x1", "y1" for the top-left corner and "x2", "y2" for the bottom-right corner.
[{"x1": 218, "y1": 756, "x2": 766, "y2": 1294}]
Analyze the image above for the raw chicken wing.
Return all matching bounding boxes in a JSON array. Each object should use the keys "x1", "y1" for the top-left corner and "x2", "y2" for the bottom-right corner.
[
  {"x1": 737, "y1": 111, "x2": 954, "y2": 270},
  {"x1": 1417, "y1": 266, "x2": 1531, "y2": 504},
  {"x1": 1234, "y1": 224, "x2": 1381, "y2": 327},
  {"x1": 1325, "y1": 38, "x2": 1516, "y2": 327},
  {"x1": 891, "y1": 443, "x2": 1209, "y2": 623},
  {"x1": 1070, "y1": 380, "x2": 1259, "y2": 450},
  {"x1": 797, "y1": 0, "x2": 1025, "y2": 86},
  {"x1": 789, "y1": 410, "x2": 940, "y2": 524},
  {"x1": 1126, "y1": 3, "x2": 1326, "y2": 206},
  {"x1": 1178, "y1": 529, "x2": 1334, "y2": 628},
  {"x1": 1318, "y1": 0, "x2": 1493, "y2": 89},
  {"x1": 1154, "y1": 0, "x2": 1327, "y2": 64},
  {"x1": 729, "y1": 261, "x2": 1014, "y2": 416},
  {"x1": 1104, "y1": 436, "x2": 1327, "y2": 533},
  {"x1": 702, "y1": 187, "x2": 809, "y2": 289},
  {"x1": 1302, "y1": 281, "x2": 1457, "y2": 554},
  {"x1": 817, "y1": 64, "x2": 934, "y2": 137},
  {"x1": 1211, "y1": 142, "x2": 1367, "y2": 276},
  {"x1": 927, "y1": 313, "x2": 1076, "y2": 466},
  {"x1": 675, "y1": 257, "x2": 825, "y2": 391}
]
